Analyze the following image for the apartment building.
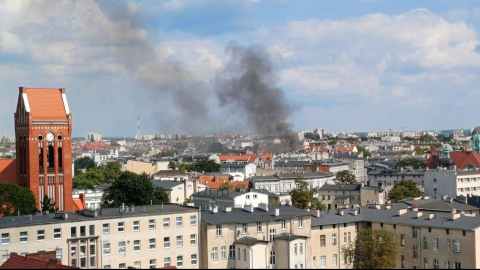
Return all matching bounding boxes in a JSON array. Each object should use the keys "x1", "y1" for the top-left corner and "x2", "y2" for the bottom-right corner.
[
  {"x1": 424, "y1": 169, "x2": 480, "y2": 199},
  {"x1": 318, "y1": 184, "x2": 384, "y2": 210},
  {"x1": 368, "y1": 168, "x2": 426, "y2": 197},
  {"x1": 200, "y1": 204, "x2": 312, "y2": 269},
  {"x1": 251, "y1": 172, "x2": 335, "y2": 194},
  {"x1": 0, "y1": 204, "x2": 200, "y2": 269},
  {"x1": 319, "y1": 161, "x2": 351, "y2": 175},
  {"x1": 192, "y1": 189, "x2": 270, "y2": 210}
]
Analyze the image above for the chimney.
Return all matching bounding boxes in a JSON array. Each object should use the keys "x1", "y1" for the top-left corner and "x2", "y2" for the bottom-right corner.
[
  {"x1": 48, "y1": 258, "x2": 62, "y2": 267},
  {"x1": 258, "y1": 203, "x2": 269, "y2": 212},
  {"x1": 415, "y1": 211, "x2": 423, "y2": 218},
  {"x1": 338, "y1": 209, "x2": 344, "y2": 216},
  {"x1": 350, "y1": 209, "x2": 358, "y2": 216},
  {"x1": 397, "y1": 209, "x2": 408, "y2": 216},
  {"x1": 122, "y1": 202, "x2": 125, "y2": 211},
  {"x1": 312, "y1": 209, "x2": 321, "y2": 218},
  {"x1": 385, "y1": 204, "x2": 391, "y2": 210},
  {"x1": 428, "y1": 213, "x2": 435, "y2": 220},
  {"x1": 274, "y1": 208, "x2": 280, "y2": 217},
  {"x1": 225, "y1": 207, "x2": 232, "y2": 213},
  {"x1": 244, "y1": 204, "x2": 254, "y2": 213},
  {"x1": 451, "y1": 210, "x2": 460, "y2": 220},
  {"x1": 287, "y1": 200, "x2": 293, "y2": 206},
  {"x1": 79, "y1": 193, "x2": 86, "y2": 209}
]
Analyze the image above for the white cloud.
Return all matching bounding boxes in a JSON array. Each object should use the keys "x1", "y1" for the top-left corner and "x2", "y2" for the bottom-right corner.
[{"x1": 268, "y1": 45, "x2": 296, "y2": 61}]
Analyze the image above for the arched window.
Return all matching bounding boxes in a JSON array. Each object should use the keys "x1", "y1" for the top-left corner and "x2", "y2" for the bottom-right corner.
[
  {"x1": 47, "y1": 145, "x2": 54, "y2": 169},
  {"x1": 58, "y1": 147, "x2": 63, "y2": 169},
  {"x1": 39, "y1": 147, "x2": 44, "y2": 169}
]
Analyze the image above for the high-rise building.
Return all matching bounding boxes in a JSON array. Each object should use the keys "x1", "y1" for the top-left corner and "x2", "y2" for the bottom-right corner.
[{"x1": 14, "y1": 87, "x2": 73, "y2": 212}]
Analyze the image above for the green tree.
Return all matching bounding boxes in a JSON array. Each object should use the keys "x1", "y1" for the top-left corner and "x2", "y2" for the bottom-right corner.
[
  {"x1": 102, "y1": 171, "x2": 169, "y2": 208},
  {"x1": 395, "y1": 158, "x2": 427, "y2": 169},
  {"x1": 168, "y1": 161, "x2": 177, "y2": 170},
  {"x1": 235, "y1": 183, "x2": 247, "y2": 190},
  {"x1": 193, "y1": 160, "x2": 221, "y2": 173},
  {"x1": 356, "y1": 146, "x2": 372, "y2": 157},
  {"x1": 342, "y1": 228, "x2": 397, "y2": 269},
  {"x1": 153, "y1": 150, "x2": 177, "y2": 158},
  {"x1": 74, "y1": 157, "x2": 96, "y2": 174},
  {"x1": 90, "y1": 134, "x2": 95, "y2": 142},
  {"x1": 388, "y1": 180, "x2": 423, "y2": 203},
  {"x1": 110, "y1": 141, "x2": 120, "y2": 147},
  {"x1": 73, "y1": 167, "x2": 106, "y2": 189},
  {"x1": 0, "y1": 183, "x2": 37, "y2": 216},
  {"x1": 100, "y1": 162, "x2": 122, "y2": 182},
  {"x1": 41, "y1": 195, "x2": 57, "y2": 213},
  {"x1": 335, "y1": 170, "x2": 357, "y2": 185},
  {"x1": 420, "y1": 134, "x2": 435, "y2": 142},
  {"x1": 178, "y1": 163, "x2": 195, "y2": 172},
  {"x1": 290, "y1": 177, "x2": 327, "y2": 210},
  {"x1": 360, "y1": 136, "x2": 369, "y2": 142}
]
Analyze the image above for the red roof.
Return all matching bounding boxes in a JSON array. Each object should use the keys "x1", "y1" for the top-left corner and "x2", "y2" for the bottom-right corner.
[
  {"x1": 83, "y1": 142, "x2": 111, "y2": 150},
  {"x1": 219, "y1": 155, "x2": 250, "y2": 162},
  {"x1": 0, "y1": 254, "x2": 79, "y2": 269},
  {"x1": 0, "y1": 159, "x2": 17, "y2": 184},
  {"x1": 73, "y1": 199, "x2": 85, "y2": 211},
  {"x1": 205, "y1": 181, "x2": 252, "y2": 190},
  {"x1": 23, "y1": 88, "x2": 68, "y2": 121},
  {"x1": 427, "y1": 151, "x2": 480, "y2": 169}
]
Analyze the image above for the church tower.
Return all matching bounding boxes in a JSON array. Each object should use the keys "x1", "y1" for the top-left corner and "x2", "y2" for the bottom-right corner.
[{"x1": 14, "y1": 87, "x2": 73, "y2": 212}]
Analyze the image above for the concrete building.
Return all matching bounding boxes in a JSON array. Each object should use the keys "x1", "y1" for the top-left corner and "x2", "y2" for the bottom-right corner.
[
  {"x1": 251, "y1": 172, "x2": 335, "y2": 194},
  {"x1": 153, "y1": 179, "x2": 205, "y2": 204},
  {"x1": 122, "y1": 160, "x2": 153, "y2": 175},
  {"x1": 0, "y1": 204, "x2": 200, "y2": 269},
  {"x1": 192, "y1": 189, "x2": 270, "y2": 210},
  {"x1": 424, "y1": 169, "x2": 480, "y2": 199},
  {"x1": 318, "y1": 161, "x2": 350, "y2": 175},
  {"x1": 368, "y1": 168, "x2": 426, "y2": 198},
  {"x1": 221, "y1": 163, "x2": 257, "y2": 179},
  {"x1": 84, "y1": 132, "x2": 102, "y2": 142},
  {"x1": 318, "y1": 184, "x2": 384, "y2": 210},
  {"x1": 200, "y1": 204, "x2": 312, "y2": 269}
]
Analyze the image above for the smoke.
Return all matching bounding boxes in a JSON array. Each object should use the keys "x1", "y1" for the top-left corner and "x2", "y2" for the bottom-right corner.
[{"x1": 214, "y1": 42, "x2": 298, "y2": 151}]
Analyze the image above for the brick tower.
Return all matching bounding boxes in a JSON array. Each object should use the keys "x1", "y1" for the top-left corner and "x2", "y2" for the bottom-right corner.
[{"x1": 14, "y1": 87, "x2": 73, "y2": 212}]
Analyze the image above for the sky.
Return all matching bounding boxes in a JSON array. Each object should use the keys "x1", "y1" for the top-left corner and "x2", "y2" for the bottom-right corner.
[{"x1": 1, "y1": 0, "x2": 480, "y2": 137}]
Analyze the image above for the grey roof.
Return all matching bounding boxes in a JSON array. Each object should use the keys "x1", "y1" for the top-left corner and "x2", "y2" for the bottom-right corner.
[
  {"x1": 319, "y1": 184, "x2": 361, "y2": 191},
  {"x1": 398, "y1": 197, "x2": 479, "y2": 212},
  {"x1": 234, "y1": 237, "x2": 269, "y2": 246},
  {"x1": 275, "y1": 233, "x2": 309, "y2": 241},
  {"x1": 251, "y1": 172, "x2": 334, "y2": 183},
  {"x1": 221, "y1": 163, "x2": 248, "y2": 168},
  {"x1": 154, "y1": 170, "x2": 187, "y2": 177},
  {"x1": 201, "y1": 206, "x2": 311, "y2": 225},
  {"x1": 192, "y1": 189, "x2": 253, "y2": 199},
  {"x1": 320, "y1": 162, "x2": 350, "y2": 167},
  {"x1": 0, "y1": 204, "x2": 198, "y2": 229},
  {"x1": 152, "y1": 180, "x2": 184, "y2": 190}
]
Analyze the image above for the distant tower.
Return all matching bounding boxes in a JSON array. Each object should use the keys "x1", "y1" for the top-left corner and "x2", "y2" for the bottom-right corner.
[{"x1": 136, "y1": 117, "x2": 141, "y2": 140}]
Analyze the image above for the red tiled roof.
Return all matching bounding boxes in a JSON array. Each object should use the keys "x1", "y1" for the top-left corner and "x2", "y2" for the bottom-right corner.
[
  {"x1": 219, "y1": 155, "x2": 250, "y2": 161},
  {"x1": 0, "y1": 254, "x2": 79, "y2": 269},
  {"x1": 427, "y1": 151, "x2": 480, "y2": 169},
  {"x1": 0, "y1": 159, "x2": 17, "y2": 184},
  {"x1": 24, "y1": 88, "x2": 67, "y2": 120}
]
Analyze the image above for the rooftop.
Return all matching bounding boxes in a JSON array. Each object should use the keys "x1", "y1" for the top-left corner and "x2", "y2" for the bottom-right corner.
[
  {"x1": 234, "y1": 237, "x2": 269, "y2": 246},
  {"x1": 0, "y1": 254, "x2": 78, "y2": 269}
]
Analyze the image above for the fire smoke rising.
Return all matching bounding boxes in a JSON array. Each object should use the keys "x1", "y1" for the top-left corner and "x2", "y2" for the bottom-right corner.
[{"x1": 215, "y1": 43, "x2": 298, "y2": 151}]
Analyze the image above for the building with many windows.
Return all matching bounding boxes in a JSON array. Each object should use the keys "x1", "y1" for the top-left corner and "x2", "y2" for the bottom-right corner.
[{"x1": 0, "y1": 204, "x2": 199, "y2": 269}]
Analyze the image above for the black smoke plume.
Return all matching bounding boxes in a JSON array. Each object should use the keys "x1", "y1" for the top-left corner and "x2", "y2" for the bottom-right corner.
[{"x1": 215, "y1": 43, "x2": 298, "y2": 151}]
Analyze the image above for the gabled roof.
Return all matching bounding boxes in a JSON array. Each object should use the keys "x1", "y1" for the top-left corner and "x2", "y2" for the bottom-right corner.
[
  {"x1": 22, "y1": 88, "x2": 69, "y2": 120},
  {"x1": 0, "y1": 254, "x2": 79, "y2": 269},
  {"x1": 427, "y1": 151, "x2": 480, "y2": 169},
  {"x1": 0, "y1": 159, "x2": 17, "y2": 184}
]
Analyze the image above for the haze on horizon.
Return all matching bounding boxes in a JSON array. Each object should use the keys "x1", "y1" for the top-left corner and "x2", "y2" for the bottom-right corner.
[{"x1": 1, "y1": 0, "x2": 480, "y2": 137}]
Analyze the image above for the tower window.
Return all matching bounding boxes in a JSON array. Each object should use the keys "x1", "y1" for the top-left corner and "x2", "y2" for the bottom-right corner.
[
  {"x1": 58, "y1": 148, "x2": 63, "y2": 169},
  {"x1": 47, "y1": 146, "x2": 54, "y2": 169},
  {"x1": 39, "y1": 148, "x2": 44, "y2": 170}
]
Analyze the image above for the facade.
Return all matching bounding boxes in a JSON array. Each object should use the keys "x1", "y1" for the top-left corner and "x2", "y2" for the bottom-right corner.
[
  {"x1": 14, "y1": 87, "x2": 73, "y2": 212},
  {"x1": 0, "y1": 204, "x2": 200, "y2": 269},
  {"x1": 318, "y1": 161, "x2": 350, "y2": 175},
  {"x1": 122, "y1": 160, "x2": 153, "y2": 175},
  {"x1": 153, "y1": 179, "x2": 203, "y2": 204},
  {"x1": 368, "y1": 168, "x2": 426, "y2": 198},
  {"x1": 84, "y1": 132, "x2": 102, "y2": 142},
  {"x1": 192, "y1": 189, "x2": 269, "y2": 210},
  {"x1": 333, "y1": 157, "x2": 368, "y2": 182},
  {"x1": 200, "y1": 204, "x2": 312, "y2": 269},
  {"x1": 424, "y1": 169, "x2": 480, "y2": 199},
  {"x1": 251, "y1": 172, "x2": 335, "y2": 194},
  {"x1": 318, "y1": 184, "x2": 384, "y2": 210}
]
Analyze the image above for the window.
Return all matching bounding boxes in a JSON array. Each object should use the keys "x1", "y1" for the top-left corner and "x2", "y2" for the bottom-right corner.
[
  {"x1": 270, "y1": 229, "x2": 276, "y2": 242},
  {"x1": 2, "y1": 254, "x2": 9, "y2": 263},
  {"x1": 149, "y1": 238, "x2": 156, "y2": 250},
  {"x1": 229, "y1": 245, "x2": 235, "y2": 259},
  {"x1": 37, "y1": 230, "x2": 45, "y2": 241},
  {"x1": 300, "y1": 243, "x2": 303, "y2": 255},
  {"x1": 270, "y1": 251, "x2": 276, "y2": 265},
  {"x1": 103, "y1": 243, "x2": 110, "y2": 255},
  {"x1": 299, "y1": 217, "x2": 304, "y2": 228},
  {"x1": 294, "y1": 244, "x2": 298, "y2": 255},
  {"x1": 134, "y1": 261, "x2": 140, "y2": 269},
  {"x1": 332, "y1": 234, "x2": 337, "y2": 245},
  {"x1": 54, "y1": 228, "x2": 62, "y2": 239},
  {"x1": 104, "y1": 265, "x2": 111, "y2": 269},
  {"x1": 103, "y1": 224, "x2": 110, "y2": 234},
  {"x1": 344, "y1": 232, "x2": 347, "y2": 243},
  {"x1": 238, "y1": 248, "x2": 241, "y2": 261},
  {"x1": 253, "y1": 194, "x2": 257, "y2": 199},
  {"x1": 149, "y1": 219, "x2": 156, "y2": 229},
  {"x1": 133, "y1": 221, "x2": 140, "y2": 231},
  {"x1": 176, "y1": 236, "x2": 183, "y2": 247},
  {"x1": 333, "y1": 254, "x2": 337, "y2": 267},
  {"x1": 176, "y1": 217, "x2": 183, "y2": 227},
  {"x1": 320, "y1": 235, "x2": 326, "y2": 247},
  {"x1": 164, "y1": 257, "x2": 171, "y2": 267},
  {"x1": 177, "y1": 256, "x2": 183, "y2": 267},
  {"x1": 221, "y1": 246, "x2": 227, "y2": 260},
  {"x1": 20, "y1": 232, "x2": 27, "y2": 243},
  {"x1": 163, "y1": 218, "x2": 170, "y2": 228},
  {"x1": 119, "y1": 241, "x2": 125, "y2": 253},
  {"x1": 412, "y1": 227, "x2": 418, "y2": 238},
  {"x1": 423, "y1": 237, "x2": 428, "y2": 249},
  {"x1": 244, "y1": 249, "x2": 246, "y2": 261},
  {"x1": 89, "y1": 244, "x2": 95, "y2": 256},
  {"x1": 447, "y1": 240, "x2": 450, "y2": 251},
  {"x1": 401, "y1": 234, "x2": 405, "y2": 246},
  {"x1": 216, "y1": 225, "x2": 222, "y2": 236},
  {"x1": 434, "y1": 259, "x2": 439, "y2": 269},
  {"x1": 401, "y1": 255, "x2": 405, "y2": 268},
  {"x1": 454, "y1": 262, "x2": 461, "y2": 269},
  {"x1": 118, "y1": 222, "x2": 124, "y2": 232},
  {"x1": 133, "y1": 240, "x2": 140, "y2": 252},
  {"x1": 1, "y1": 233, "x2": 9, "y2": 245},
  {"x1": 348, "y1": 232, "x2": 351, "y2": 242},
  {"x1": 413, "y1": 245, "x2": 418, "y2": 259},
  {"x1": 191, "y1": 254, "x2": 197, "y2": 265},
  {"x1": 282, "y1": 219, "x2": 287, "y2": 230},
  {"x1": 71, "y1": 246, "x2": 77, "y2": 258},
  {"x1": 187, "y1": 234, "x2": 195, "y2": 246},
  {"x1": 242, "y1": 223, "x2": 247, "y2": 234},
  {"x1": 453, "y1": 240, "x2": 460, "y2": 253},
  {"x1": 257, "y1": 222, "x2": 262, "y2": 232},
  {"x1": 80, "y1": 226, "x2": 86, "y2": 237},
  {"x1": 164, "y1": 237, "x2": 170, "y2": 248},
  {"x1": 150, "y1": 259, "x2": 156, "y2": 269},
  {"x1": 119, "y1": 263, "x2": 126, "y2": 269},
  {"x1": 246, "y1": 195, "x2": 250, "y2": 199},
  {"x1": 190, "y1": 215, "x2": 196, "y2": 226},
  {"x1": 320, "y1": 256, "x2": 326, "y2": 268},
  {"x1": 433, "y1": 238, "x2": 438, "y2": 250},
  {"x1": 212, "y1": 247, "x2": 218, "y2": 261},
  {"x1": 89, "y1": 225, "x2": 95, "y2": 236}
]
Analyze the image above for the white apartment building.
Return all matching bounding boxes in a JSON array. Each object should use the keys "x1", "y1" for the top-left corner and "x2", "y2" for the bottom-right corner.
[
  {"x1": 192, "y1": 189, "x2": 270, "y2": 210},
  {"x1": 85, "y1": 132, "x2": 102, "y2": 142},
  {"x1": 251, "y1": 172, "x2": 335, "y2": 194},
  {"x1": 424, "y1": 169, "x2": 480, "y2": 199},
  {"x1": 0, "y1": 204, "x2": 200, "y2": 269}
]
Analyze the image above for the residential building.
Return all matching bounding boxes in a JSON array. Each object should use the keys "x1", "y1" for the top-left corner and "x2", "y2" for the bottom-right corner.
[
  {"x1": 318, "y1": 184, "x2": 384, "y2": 210},
  {"x1": 200, "y1": 204, "x2": 311, "y2": 269},
  {"x1": 153, "y1": 179, "x2": 205, "y2": 204},
  {"x1": 153, "y1": 170, "x2": 187, "y2": 181},
  {"x1": 122, "y1": 160, "x2": 153, "y2": 175},
  {"x1": 192, "y1": 189, "x2": 269, "y2": 210},
  {"x1": 424, "y1": 169, "x2": 480, "y2": 199},
  {"x1": 368, "y1": 168, "x2": 426, "y2": 198},
  {"x1": 84, "y1": 132, "x2": 102, "y2": 142},
  {"x1": 318, "y1": 161, "x2": 350, "y2": 175},
  {"x1": 251, "y1": 172, "x2": 335, "y2": 194},
  {"x1": 220, "y1": 163, "x2": 257, "y2": 179},
  {"x1": 0, "y1": 204, "x2": 200, "y2": 269}
]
